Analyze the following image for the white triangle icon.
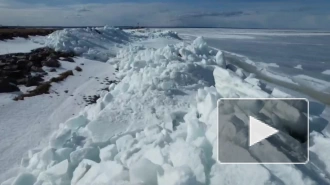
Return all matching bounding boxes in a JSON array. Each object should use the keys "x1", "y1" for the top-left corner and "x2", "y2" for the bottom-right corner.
[{"x1": 249, "y1": 116, "x2": 278, "y2": 147}]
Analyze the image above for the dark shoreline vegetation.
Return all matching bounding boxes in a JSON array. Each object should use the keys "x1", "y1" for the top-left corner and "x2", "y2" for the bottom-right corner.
[
  {"x1": 0, "y1": 27, "x2": 122, "y2": 101},
  {"x1": 0, "y1": 47, "x2": 80, "y2": 100},
  {"x1": 0, "y1": 28, "x2": 58, "y2": 41}
]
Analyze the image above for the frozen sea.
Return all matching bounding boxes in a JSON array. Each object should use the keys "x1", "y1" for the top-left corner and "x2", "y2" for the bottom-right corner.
[
  {"x1": 172, "y1": 28, "x2": 330, "y2": 133},
  {"x1": 173, "y1": 28, "x2": 330, "y2": 81}
]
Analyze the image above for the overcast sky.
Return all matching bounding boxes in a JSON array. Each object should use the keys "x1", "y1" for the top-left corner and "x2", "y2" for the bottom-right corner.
[{"x1": 0, "y1": 0, "x2": 330, "y2": 29}]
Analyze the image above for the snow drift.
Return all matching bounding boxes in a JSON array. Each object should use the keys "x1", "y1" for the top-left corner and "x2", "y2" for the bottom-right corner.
[
  {"x1": 2, "y1": 33, "x2": 330, "y2": 185},
  {"x1": 35, "y1": 27, "x2": 181, "y2": 62}
]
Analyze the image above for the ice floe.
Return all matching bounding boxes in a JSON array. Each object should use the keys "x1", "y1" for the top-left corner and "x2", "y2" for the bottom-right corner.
[{"x1": 322, "y1": 70, "x2": 330, "y2": 75}]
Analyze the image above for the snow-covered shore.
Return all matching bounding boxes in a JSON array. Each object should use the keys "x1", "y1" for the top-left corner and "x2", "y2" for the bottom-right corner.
[
  {"x1": 0, "y1": 37, "x2": 43, "y2": 55},
  {"x1": 1, "y1": 27, "x2": 330, "y2": 185}
]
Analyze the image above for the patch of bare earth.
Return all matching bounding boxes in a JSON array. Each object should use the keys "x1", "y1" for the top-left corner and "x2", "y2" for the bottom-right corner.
[{"x1": 14, "y1": 70, "x2": 74, "y2": 100}]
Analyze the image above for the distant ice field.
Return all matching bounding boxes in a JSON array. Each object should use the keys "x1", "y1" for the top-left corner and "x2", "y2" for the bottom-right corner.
[
  {"x1": 172, "y1": 28, "x2": 330, "y2": 75},
  {"x1": 171, "y1": 28, "x2": 330, "y2": 104}
]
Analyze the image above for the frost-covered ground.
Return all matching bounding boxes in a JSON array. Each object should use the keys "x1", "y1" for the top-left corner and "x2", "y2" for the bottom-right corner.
[
  {"x1": 0, "y1": 57, "x2": 115, "y2": 176},
  {"x1": 0, "y1": 28, "x2": 182, "y2": 182},
  {"x1": 0, "y1": 37, "x2": 43, "y2": 55},
  {"x1": 1, "y1": 28, "x2": 330, "y2": 185}
]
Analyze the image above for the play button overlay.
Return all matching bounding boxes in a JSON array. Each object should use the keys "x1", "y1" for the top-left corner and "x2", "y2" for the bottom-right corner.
[
  {"x1": 249, "y1": 116, "x2": 278, "y2": 147},
  {"x1": 217, "y1": 98, "x2": 309, "y2": 164}
]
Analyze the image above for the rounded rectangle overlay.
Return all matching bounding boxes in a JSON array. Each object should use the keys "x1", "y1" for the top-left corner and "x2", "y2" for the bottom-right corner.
[{"x1": 217, "y1": 98, "x2": 309, "y2": 165}]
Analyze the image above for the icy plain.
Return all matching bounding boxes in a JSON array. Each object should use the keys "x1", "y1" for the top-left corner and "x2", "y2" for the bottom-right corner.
[{"x1": 0, "y1": 27, "x2": 330, "y2": 185}]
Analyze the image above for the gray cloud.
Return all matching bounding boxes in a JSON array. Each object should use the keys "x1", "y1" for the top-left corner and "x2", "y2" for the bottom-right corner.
[
  {"x1": 77, "y1": 7, "x2": 91, "y2": 13},
  {"x1": 176, "y1": 11, "x2": 254, "y2": 19},
  {"x1": 0, "y1": 2, "x2": 329, "y2": 29}
]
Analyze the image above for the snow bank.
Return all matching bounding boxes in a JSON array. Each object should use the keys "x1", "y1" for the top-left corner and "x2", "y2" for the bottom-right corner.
[
  {"x1": 150, "y1": 30, "x2": 181, "y2": 40},
  {"x1": 267, "y1": 63, "x2": 280, "y2": 68},
  {"x1": 43, "y1": 26, "x2": 131, "y2": 61},
  {"x1": 4, "y1": 35, "x2": 330, "y2": 185},
  {"x1": 310, "y1": 132, "x2": 330, "y2": 173},
  {"x1": 42, "y1": 27, "x2": 182, "y2": 62}
]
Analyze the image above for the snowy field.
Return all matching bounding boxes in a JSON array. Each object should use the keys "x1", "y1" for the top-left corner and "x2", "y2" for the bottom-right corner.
[
  {"x1": 0, "y1": 27, "x2": 330, "y2": 185},
  {"x1": 0, "y1": 37, "x2": 43, "y2": 55}
]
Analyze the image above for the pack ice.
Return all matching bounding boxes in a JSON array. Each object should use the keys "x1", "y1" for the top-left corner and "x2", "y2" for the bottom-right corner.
[{"x1": 2, "y1": 28, "x2": 330, "y2": 185}]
